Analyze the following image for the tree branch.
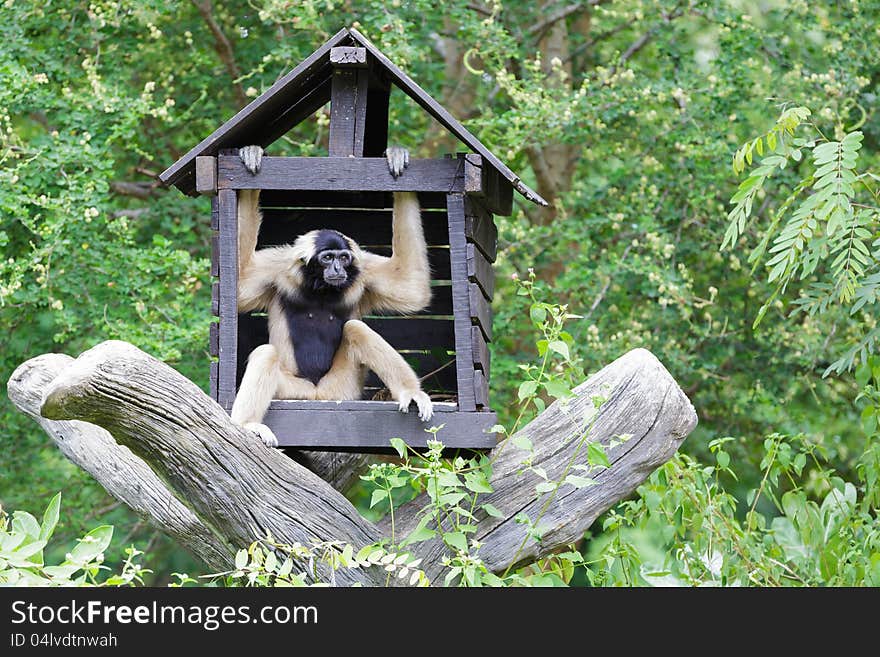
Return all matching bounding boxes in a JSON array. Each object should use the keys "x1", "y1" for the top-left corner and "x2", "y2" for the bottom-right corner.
[{"x1": 190, "y1": 0, "x2": 248, "y2": 108}]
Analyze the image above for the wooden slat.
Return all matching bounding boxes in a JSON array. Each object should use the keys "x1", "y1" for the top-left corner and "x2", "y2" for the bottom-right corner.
[
  {"x1": 469, "y1": 282, "x2": 492, "y2": 342},
  {"x1": 209, "y1": 322, "x2": 219, "y2": 356},
  {"x1": 195, "y1": 156, "x2": 217, "y2": 195},
  {"x1": 159, "y1": 27, "x2": 351, "y2": 193},
  {"x1": 258, "y1": 190, "x2": 449, "y2": 209},
  {"x1": 446, "y1": 193, "x2": 477, "y2": 411},
  {"x1": 467, "y1": 242, "x2": 494, "y2": 300},
  {"x1": 259, "y1": 208, "x2": 450, "y2": 246},
  {"x1": 209, "y1": 360, "x2": 218, "y2": 400},
  {"x1": 255, "y1": 76, "x2": 332, "y2": 149},
  {"x1": 365, "y1": 351, "x2": 457, "y2": 391},
  {"x1": 364, "y1": 317, "x2": 454, "y2": 350},
  {"x1": 464, "y1": 197, "x2": 498, "y2": 262},
  {"x1": 471, "y1": 325, "x2": 490, "y2": 371},
  {"x1": 463, "y1": 153, "x2": 513, "y2": 216},
  {"x1": 262, "y1": 406, "x2": 499, "y2": 450},
  {"x1": 330, "y1": 46, "x2": 367, "y2": 67},
  {"x1": 210, "y1": 234, "x2": 219, "y2": 277},
  {"x1": 217, "y1": 188, "x2": 239, "y2": 408},
  {"x1": 474, "y1": 369, "x2": 489, "y2": 408},
  {"x1": 211, "y1": 196, "x2": 219, "y2": 230},
  {"x1": 328, "y1": 66, "x2": 369, "y2": 157},
  {"x1": 211, "y1": 282, "x2": 219, "y2": 316},
  {"x1": 217, "y1": 156, "x2": 464, "y2": 193}
]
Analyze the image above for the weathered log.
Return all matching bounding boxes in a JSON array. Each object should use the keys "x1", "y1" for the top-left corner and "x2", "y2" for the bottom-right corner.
[
  {"x1": 8, "y1": 341, "x2": 696, "y2": 585},
  {"x1": 388, "y1": 347, "x2": 698, "y2": 580}
]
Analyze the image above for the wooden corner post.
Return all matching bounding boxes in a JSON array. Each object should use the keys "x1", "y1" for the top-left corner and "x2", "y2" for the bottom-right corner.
[
  {"x1": 215, "y1": 172, "x2": 239, "y2": 410},
  {"x1": 329, "y1": 46, "x2": 369, "y2": 158}
]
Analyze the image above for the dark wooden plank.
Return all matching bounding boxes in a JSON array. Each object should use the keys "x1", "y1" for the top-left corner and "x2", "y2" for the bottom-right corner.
[
  {"x1": 254, "y1": 76, "x2": 332, "y2": 150},
  {"x1": 217, "y1": 189, "x2": 239, "y2": 408},
  {"x1": 217, "y1": 156, "x2": 464, "y2": 193},
  {"x1": 210, "y1": 234, "x2": 219, "y2": 277},
  {"x1": 329, "y1": 67, "x2": 369, "y2": 157},
  {"x1": 237, "y1": 313, "x2": 455, "y2": 355},
  {"x1": 211, "y1": 196, "x2": 219, "y2": 230},
  {"x1": 259, "y1": 208, "x2": 450, "y2": 246},
  {"x1": 209, "y1": 360, "x2": 218, "y2": 400},
  {"x1": 211, "y1": 282, "x2": 219, "y2": 316},
  {"x1": 467, "y1": 242, "x2": 495, "y2": 300},
  {"x1": 474, "y1": 369, "x2": 489, "y2": 408},
  {"x1": 330, "y1": 46, "x2": 367, "y2": 67},
  {"x1": 471, "y1": 325, "x2": 490, "y2": 371},
  {"x1": 369, "y1": 284, "x2": 452, "y2": 316},
  {"x1": 348, "y1": 27, "x2": 548, "y2": 207},
  {"x1": 367, "y1": 246, "x2": 451, "y2": 280},
  {"x1": 469, "y1": 282, "x2": 492, "y2": 342},
  {"x1": 258, "y1": 190, "x2": 449, "y2": 209},
  {"x1": 195, "y1": 156, "x2": 217, "y2": 195},
  {"x1": 463, "y1": 153, "x2": 513, "y2": 216},
  {"x1": 464, "y1": 196, "x2": 497, "y2": 262},
  {"x1": 262, "y1": 406, "x2": 499, "y2": 450},
  {"x1": 365, "y1": 350, "x2": 457, "y2": 392},
  {"x1": 446, "y1": 193, "x2": 477, "y2": 412},
  {"x1": 209, "y1": 321, "x2": 219, "y2": 356},
  {"x1": 159, "y1": 27, "x2": 351, "y2": 193},
  {"x1": 364, "y1": 317, "x2": 454, "y2": 350}
]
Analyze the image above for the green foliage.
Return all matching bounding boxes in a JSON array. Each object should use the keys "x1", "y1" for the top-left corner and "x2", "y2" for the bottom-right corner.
[{"x1": 0, "y1": 493, "x2": 149, "y2": 586}]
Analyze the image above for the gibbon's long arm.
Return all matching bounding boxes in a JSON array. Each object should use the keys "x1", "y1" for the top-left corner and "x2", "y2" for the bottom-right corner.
[
  {"x1": 359, "y1": 191, "x2": 432, "y2": 315},
  {"x1": 236, "y1": 188, "x2": 300, "y2": 313}
]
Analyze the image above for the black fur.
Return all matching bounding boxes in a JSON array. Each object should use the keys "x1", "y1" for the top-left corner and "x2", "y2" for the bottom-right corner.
[{"x1": 279, "y1": 230, "x2": 358, "y2": 384}]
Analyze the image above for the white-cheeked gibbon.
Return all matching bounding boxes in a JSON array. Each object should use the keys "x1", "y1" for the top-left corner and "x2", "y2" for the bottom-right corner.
[{"x1": 230, "y1": 145, "x2": 434, "y2": 447}]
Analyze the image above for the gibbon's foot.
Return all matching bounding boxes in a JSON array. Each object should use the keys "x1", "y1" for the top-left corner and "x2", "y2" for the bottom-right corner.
[
  {"x1": 385, "y1": 145, "x2": 409, "y2": 178},
  {"x1": 396, "y1": 389, "x2": 434, "y2": 422},
  {"x1": 243, "y1": 422, "x2": 279, "y2": 448},
  {"x1": 239, "y1": 145, "x2": 263, "y2": 175}
]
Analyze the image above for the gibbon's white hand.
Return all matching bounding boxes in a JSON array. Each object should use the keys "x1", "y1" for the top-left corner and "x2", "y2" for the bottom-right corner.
[
  {"x1": 239, "y1": 145, "x2": 263, "y2": 175},
  {"x1": 385, "y1": 145, "x2": 410, "y2": 178},
  {"x1": 244, "y1": 422, "x2": 279, "y2": 448}
]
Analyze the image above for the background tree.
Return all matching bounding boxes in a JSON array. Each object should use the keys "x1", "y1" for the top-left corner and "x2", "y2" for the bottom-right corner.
[{"x1": 2, "y1": 0, "x2": 878, "y2": 584}]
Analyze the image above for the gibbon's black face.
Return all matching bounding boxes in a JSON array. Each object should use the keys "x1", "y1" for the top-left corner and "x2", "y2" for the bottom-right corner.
[{"x1": 303, "y1": 230, "x2": 359, "y2": 294}]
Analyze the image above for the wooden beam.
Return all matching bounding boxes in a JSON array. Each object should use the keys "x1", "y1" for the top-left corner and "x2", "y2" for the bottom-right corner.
[
  {"x1": 329, "y1": 67, "x2": 369, "y2": 157},
  {"x1": 463, "y1": 153, "x2": 513, "y2": 216},
  {"x1": 262, "y1": 407, "x2": 498, "y2": 450},
  {"x1": 471, "y1": 325, "x2": 490, "y2": 371},
  {"x1": 217, "y1": 156, "x2": 464, "y2": 193},
  {"x1": 467, "y1": 243, "x2": 495, "y2": 300},
  {"x1": 464, "y1": 197, "x2": 498, "y2": 262},
  {"x1": 469, "y1": 282, "x2": 492, "y2": 342},
  {"x1": 330, "y1": 46, "x2": 367, "y2": 67},
  {"x1": 446, "y1": 193, "x2": 477, "y2": 412},
  {"x1": 217, "y1": 188, "x2": 238, "y2": 409},
  {"x1": 195, "y1": 156, "x2": 217, "y2": 195}
]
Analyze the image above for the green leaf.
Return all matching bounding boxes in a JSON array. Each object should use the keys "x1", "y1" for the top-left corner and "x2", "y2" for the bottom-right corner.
[
  {"x1": 587, "y1": 442, "x2": 611, "y2": 469},
  {"x1": 564, "y1": 475, "x2": 596, "y2": 489},
  {"x1": 543, "y1": 379, "x2": 572, "y2": 399},
  {"x1": 68, "y1": 525, "x2": 113, "y2": 565},
  {"x1": 511, "y1": 434, "x2": 533, "y2": 451},
  {"x1": 235, "y1": 549, "x2": 248, "y2": 570},
  {"x1": 464, "y1": 471, "x2": 494, "y2": 494},
  {"x1": 443, "y1": 532, "x2": 468, "y2": 552},
  {"x1": 535, "y1": 481, "x2": 556, "y2": 494},
  {"x1": 518, "y1": 380, "x2": 538, "y2": 400},
  {"x1": 12, "y1": 512, "x2": 41, "y2": 539},
  {"x1": 401, "y1": 517, "x2": 437, "y2": 546},
  {"x1": 481, "y1": 503, "x2": 503, "y2": 518},
  {"x1": 40, "y1": 492, "x2": 61, "y2": 542},
  {"x1": 547, "y1": 340, "x2": 570, "y2": 360},
  {"x1": 389, "y1": 437, "x2": 407, "y2": 458},
  {"x1": 529, "y1": 304, "x2": 547, "y2": 325},
  {"x1": 716, "y1": 451, "x2": 730, "y2": 469},
  {"x1": 370, "y1": 489, "x2": 389, "y2": 508}
]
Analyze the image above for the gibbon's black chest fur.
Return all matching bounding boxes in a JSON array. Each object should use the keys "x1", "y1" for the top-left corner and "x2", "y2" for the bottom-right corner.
[{"x1": 279, "y1": 294, "x2": 351, "y2": 384}]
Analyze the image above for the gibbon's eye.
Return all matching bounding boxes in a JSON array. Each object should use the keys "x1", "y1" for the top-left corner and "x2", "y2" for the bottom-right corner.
[
  {"x1": 321, "y1": 252, "x2": 333, "y2": 264},
  {"x1": 339, "y1": 253, "x2": 351, "y2": 265}
]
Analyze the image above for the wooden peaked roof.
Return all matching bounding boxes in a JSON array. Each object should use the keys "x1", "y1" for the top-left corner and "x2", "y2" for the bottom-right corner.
[{"x1": 160, "y1": 27, "x2": 547, "y2": 206}]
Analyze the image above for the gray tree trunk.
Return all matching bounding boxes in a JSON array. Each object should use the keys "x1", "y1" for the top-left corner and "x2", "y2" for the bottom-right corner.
[{"x1": 8, "y1": 340, "x2": 696, "y2": 585}]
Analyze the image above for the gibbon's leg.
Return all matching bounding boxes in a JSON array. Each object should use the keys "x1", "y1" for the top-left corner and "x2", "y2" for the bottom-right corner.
[
  {"x1": 231, "y1": 344, "x2": 283, "y2": 448},
  {"x1": 319, "y1": 320, "x2": 433, "y2": 421}
]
